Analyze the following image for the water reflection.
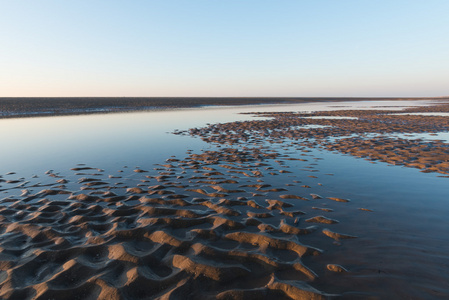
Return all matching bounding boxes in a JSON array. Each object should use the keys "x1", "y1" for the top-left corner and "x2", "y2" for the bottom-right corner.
[
  {"x1": 302, "y1": 116, "x2": 358, "y2": 120},
  {"x1": 1, "y1": 99, "x2": 449, "y2": 298},
  {"x1": 390, "y1": 112, "x2": 449, "y2": 117},
  {"x1": 0, "y1": 99, "x2": 445, "y2": 176},
  {"x1": 392, "y1": 132, "x2": 449, "y2": 143}
]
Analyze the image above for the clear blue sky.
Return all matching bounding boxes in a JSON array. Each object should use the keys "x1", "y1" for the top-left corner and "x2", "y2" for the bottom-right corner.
[{"x1": 1, "y1": 0, "x2": 448, "y2": 97}]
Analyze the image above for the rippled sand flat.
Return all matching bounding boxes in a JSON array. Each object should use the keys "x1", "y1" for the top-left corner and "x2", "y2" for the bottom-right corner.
[{"x1": 0, "y1": 101, "x2": 448, "y2": 299}]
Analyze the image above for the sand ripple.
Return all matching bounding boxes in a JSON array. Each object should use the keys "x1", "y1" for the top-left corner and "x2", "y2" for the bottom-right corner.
[{"x1": 0, "y1": 148, "x2": 350, "y2": 299}]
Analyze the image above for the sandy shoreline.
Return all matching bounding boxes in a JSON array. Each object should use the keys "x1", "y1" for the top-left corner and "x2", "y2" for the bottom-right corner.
[
  {"x1": 0, "y1": 101, "x2": 448, "y2": 299},
  {"x1": 1, "y1": 96, "x2": 447, "y2": 119}
]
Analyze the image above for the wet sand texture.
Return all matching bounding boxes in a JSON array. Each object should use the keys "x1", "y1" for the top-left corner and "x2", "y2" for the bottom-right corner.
[
  {"x1": 177, "y1": 103, "x2": 449, "y2": 175},
  {"x1": 0, "y1": 146, "x2": 354, "y2": 299},
  {"x1": 0, "y1": 101, "x2": 448, "y2": 299}
]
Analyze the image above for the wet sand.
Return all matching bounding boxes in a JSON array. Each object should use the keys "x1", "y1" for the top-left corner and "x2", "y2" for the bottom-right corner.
[
  {"x1": 1, "y1": 96, "x2": 447, "y2": 119},
  {"x1": 182, "y1": 103, "x2": 449, "y2": 175},
  {"x1": 0, "y1": 101, "x2": 448, "y2": 299}
]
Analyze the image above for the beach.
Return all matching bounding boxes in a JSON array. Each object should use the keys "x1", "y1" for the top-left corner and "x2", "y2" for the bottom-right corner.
[
  {"x1": 1, "y1": 97, "x2": 447, "y2": 118},
  {"x1": 0, "y1": 99, "x2": 448, "y2": 299}
]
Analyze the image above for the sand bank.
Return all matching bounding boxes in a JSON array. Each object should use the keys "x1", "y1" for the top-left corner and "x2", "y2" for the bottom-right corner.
[
  {"x1": 179, "y1": 103, "x2": 449, "y2": 175},
  {"x1": 1, "y1": 96, "x2": 447, "y2": 119}
]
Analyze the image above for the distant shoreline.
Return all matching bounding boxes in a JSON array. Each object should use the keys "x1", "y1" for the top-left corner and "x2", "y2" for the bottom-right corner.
[{"x1": 0, "y1": 96, "x2": 447, "y2": 119}]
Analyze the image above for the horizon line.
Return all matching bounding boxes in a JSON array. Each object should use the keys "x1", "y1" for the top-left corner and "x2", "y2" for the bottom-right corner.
[{"x1": 1, "y1": 96, "x2": 448, "y2": 99}]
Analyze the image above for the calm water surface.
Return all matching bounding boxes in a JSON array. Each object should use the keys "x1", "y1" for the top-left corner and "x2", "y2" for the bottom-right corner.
[
  {"x1": 0, "y1": 99, "x2": 448, "y2": 297},
  {"x1": 0, "y1": 99, "x2": 440, "y2": 176}
]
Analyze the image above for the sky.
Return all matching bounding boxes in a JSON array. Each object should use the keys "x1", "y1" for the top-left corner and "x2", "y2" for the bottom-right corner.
[{"x1": 0, "y1": 0, "x2": 448, "y2": 97}]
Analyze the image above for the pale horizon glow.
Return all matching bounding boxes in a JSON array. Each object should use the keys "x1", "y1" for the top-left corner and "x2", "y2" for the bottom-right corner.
[{"x1": 1, "y1": 0, "x2": 448, "y2": 98}]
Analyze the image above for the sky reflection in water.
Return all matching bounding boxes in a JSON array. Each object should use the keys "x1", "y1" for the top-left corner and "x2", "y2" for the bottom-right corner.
[
  {"x1": 0, "y1": 99, "x2": 448, "y2": 297},
  {"x1": 0, "y1": 99, "x2": 445, "y2": 176}
]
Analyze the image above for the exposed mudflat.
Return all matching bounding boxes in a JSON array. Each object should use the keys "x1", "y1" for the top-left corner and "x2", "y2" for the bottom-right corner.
[
  {"x1": 181, "y1": 103, "x2": 449, "y2": 175},
  {"x1": 0, "y1": 101, "x2": 448, "y2": 299},
  {"x1": 1, "y1": 96, "x2": 446, "y2": 118}
]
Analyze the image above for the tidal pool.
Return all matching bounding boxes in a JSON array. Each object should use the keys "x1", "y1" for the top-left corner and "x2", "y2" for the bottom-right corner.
[
  {"x1": 0, "y1": 99, "x2": 440, "y2": 176},
  {"x1": 0, "y1": 99, "x2": 448, "y2": 298}
]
